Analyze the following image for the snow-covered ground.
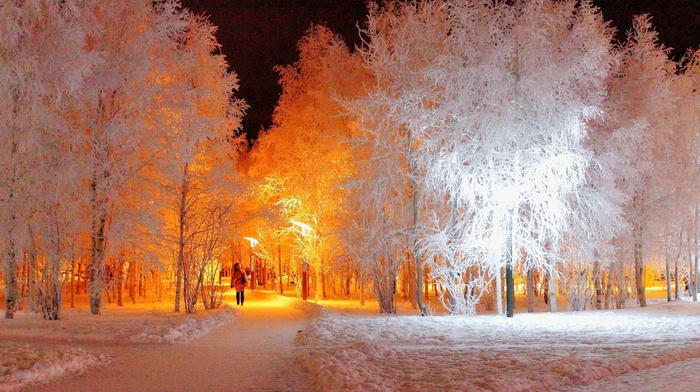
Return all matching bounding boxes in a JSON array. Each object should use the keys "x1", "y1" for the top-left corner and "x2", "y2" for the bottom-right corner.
[
  {"x1": 0, "y1": 299, "x2": 235, "y2": 391},
  {"x1": 297, "y1": 295, "x2": 700, "y2": 391},
  {"x1": 2, "y1": 290, "x2": 700, "y2": 391}
]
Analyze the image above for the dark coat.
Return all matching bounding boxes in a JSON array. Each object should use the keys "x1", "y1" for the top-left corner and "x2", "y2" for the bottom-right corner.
[{"x1": 231, "y1": 269, "x2": 247, "y2": 292}]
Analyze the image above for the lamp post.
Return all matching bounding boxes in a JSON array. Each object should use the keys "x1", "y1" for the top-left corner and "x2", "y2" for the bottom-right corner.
[
  {"x1": 244, "y1": 237, "x2": 258, "y2": 291},
  {"x1": 291, "y1": 220, "x2": 313, "y2": 301}
]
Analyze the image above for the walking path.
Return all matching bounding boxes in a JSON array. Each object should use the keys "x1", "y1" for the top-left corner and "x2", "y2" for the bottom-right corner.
[{"x1": 31, "y1": 290, "x2": 318, "y2": 392}]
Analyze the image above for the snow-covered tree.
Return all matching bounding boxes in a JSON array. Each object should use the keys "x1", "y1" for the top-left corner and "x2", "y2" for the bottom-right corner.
[
  {"x1": 0, "y1": 0, "x2": 97, "y2": 318},
  {"x1": 153, "y1": 12, "x2": 246, "y2": 313},
  {"x1": 349, "y1": 0, "x2": 615, "y2": 315},
  {"x1": 0, "y1": 0, "x2": 247, "y2": 316},
  {"x1": 664, "y1": 48, "x2": 700, "y2": 301},
  {"x1": 342, "y1": 134, "x2": 415, "y2": 313},
  {"x1": 602, "y1": 15, "x2": 679, "y2": 307},
  {"x1": 249, "y1": 25, "x2": 364, "y2": 302}
]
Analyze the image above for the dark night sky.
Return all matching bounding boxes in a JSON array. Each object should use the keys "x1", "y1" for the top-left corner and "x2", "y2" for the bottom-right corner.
[
  {"x1": 179, "y1": 0, "x2": 369, "y2": 140},
  {"x1": 179, "y1": 0, "x2": 700, "y2": 141}
]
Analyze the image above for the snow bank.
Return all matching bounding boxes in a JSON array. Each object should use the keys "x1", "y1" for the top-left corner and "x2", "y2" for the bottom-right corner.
[
  {"x1": 296, "y1": 299, "x2": 700, "y2": 391},
  {"x1": 0, "y1": 304, "x2": 237, "y2": 390},
  {"x1": 276, "y1": 293, "x2": 326, "y2": 318},
  {"x1": 0, "y1": 342, "x2": 110, "y2": 392},
  {"x1": 130, "y1": 305, "x2": 237, "y2": 344}
]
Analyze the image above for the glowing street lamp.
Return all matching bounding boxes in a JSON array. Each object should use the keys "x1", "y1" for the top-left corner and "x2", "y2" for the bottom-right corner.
[
  {"x1": 290, "y1": 220, "x2": 312, "y2": 236},
  {"x1": 290, "y1": 220, "x2": 313, "y2": 301},
  {"x1": 244, "y1": 237, "x2": 258, "y2": 290}
]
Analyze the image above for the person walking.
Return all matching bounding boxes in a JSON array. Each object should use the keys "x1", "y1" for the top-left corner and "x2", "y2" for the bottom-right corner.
[{"x1": 231, "y1": 262, "x2": 247, "y2": 306}]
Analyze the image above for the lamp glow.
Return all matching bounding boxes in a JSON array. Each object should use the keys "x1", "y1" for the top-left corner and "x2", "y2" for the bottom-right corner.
[
  {"x1": 243, "y1": 236, "x2": 258, "y2": 290},
  {"x1": 290, "y1": 220, "x2": 313, "y2": 236}
]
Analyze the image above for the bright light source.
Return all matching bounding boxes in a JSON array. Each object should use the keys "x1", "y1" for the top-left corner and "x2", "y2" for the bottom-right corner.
[
  {"x1": 493, "y1": 185, "x2": 519, "y2": 211},
  {"x1": 290, "y1": 220, "x2": 313, "y2": 237},
  {"x1": 243, "y1": 237, "x2": 258, "y2": 247}
]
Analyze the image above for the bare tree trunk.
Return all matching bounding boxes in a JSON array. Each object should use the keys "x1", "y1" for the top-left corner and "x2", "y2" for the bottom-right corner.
[
  {"x1": 604, "y1": 263, "x2": 613, "y2": 309},
  {"x1": 633, "y1": 222, "x2": 647, "y2": 307},
  {"x1": 675, "y1": 231, "x2": 682, "y2": 300},
  {"x1": 423, "y1": 266, "x2": 429, "y2": 300},
  {"x1": 359, "y1": 268, "x2": 365, "y2": 306},
  {"x1": 675, "y1": 251, "x2": 679, "y2": 300},
  {"x1": 527, "y1": 267, "x2": 534, "y2": 313},
  {"x1": 75, "y1": 263, "x2": 81, "y2": 296},
  {"x1": 27, "y1": 226, "x2": 37, "y2": 313},
  {"x1": 689, "y1": 213, "x2": 700, "y2": 302},
  {"x1": 407, "y1": 129, "x2": 426, "y2": 316},
  {"x1": 345, "y1": 268, "x2": 351, "y2": 297},
  {"x1": 320, "y1": 257, "x2": 326, "y2": 299},
  {"x1": 129, "y1": 261, "x2": 136, "y2": 304},
  {"x1": 315, "y1": 262, "x2": 323, "y2": 302},
  {"x1": 373, "y1": 254, "x2": 397, "y2": 314},
  {"x1": 70, "y1": 261, "x2": 75, "y2": 308},
  {"x1": 666, "y1": 255, "x2": 672, "y2": 302},
  {"x1": 548, "y1": 260, "x2": 557, "y2": 312},
  {"x1": 5, "y1": 99, "x2": 20, "y2": 319},
  {"x1": 496, "y1": 266, "x2": 503, "y2": 315},
  {"x1": 594, "y1": 260, "x2": 603, "y2": 310},
  {"x1": 174, "y1": 164, "x2": 188, "y2": 312},
  {"x1": 138, "y1": 263, "x2": 144, "y2": 298},
  {"x1": 286, "y1": 255, "x2": 291, "y2": 292},
  {"x1": 183, "y1": 270, "x2": 190, "y2": 310},
  {"x1": 117, "y1": 254, "x2": 124, "y2": 307},
  {"x1": 689, "y1": 236, "x2": 694, "y2": 298},
  {"x1": 38, "y1": 249, "x2": 63, "y2": 321},
  {"x1": 688, "y1": 250, "x2": 700, "y2": 302},
  {"x1": 4, "y1": 137, "x2": 21, "y2": 319},
  {"x1": 88, "y1": 208, "x2": 108, "y2": 315},
  {"x1": 278, "y1": 245, "x2": 283, "y2": 294},
  {"x1": 404, "y1": 255, "x2": 417, "y2": 308}
]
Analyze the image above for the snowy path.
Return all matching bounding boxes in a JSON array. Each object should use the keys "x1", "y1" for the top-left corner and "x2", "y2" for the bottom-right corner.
[
  {"x1": 28, "y1": 290, "x2": 318, "y2": 392},
  {"x1": 7, "y1": 294, "x2": 700, "y2": 391}
]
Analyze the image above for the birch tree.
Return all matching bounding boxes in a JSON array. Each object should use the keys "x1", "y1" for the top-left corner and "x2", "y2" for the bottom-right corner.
[
  {"x1": 28, "y1": 133, "x2": 88, "y2": 320},
  {"x1": 155, "y1": 13, "x2": 246, "y2": 313},
  {"x1": 250, "y1": 25, "x2": 363, "y2": 302},
  {"x1": 658, "y1": 48, "x2": 700, "y2": 301},
  {"x1": 350, "y1": 0, "x2": 614, "y2": 315},
  {"x1": 0, "y1": 0, "x2": 96, "y2": 318},
  {"x1": 347, "y1": 3, "x2": 447, "y2": 315},
  {"x1": 72, "y1": 0, "x2": 196, "y2": 315},
  {"x1": 603, "y1": 15, "x2": 678, "y2": 307},
  {"x1": 343, "y1": 136, "x2": 414, "y2": 313}
]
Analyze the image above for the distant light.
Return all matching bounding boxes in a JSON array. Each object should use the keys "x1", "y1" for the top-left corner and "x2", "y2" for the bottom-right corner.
[
  {"x1": 290, "y1": 220, "x2": 313, "y2": 237},
  {"x1": 244, "y1": 237, "x2": 258, "y2": 247}
]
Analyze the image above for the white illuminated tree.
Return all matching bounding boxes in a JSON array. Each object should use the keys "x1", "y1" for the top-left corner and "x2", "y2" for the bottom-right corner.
[
  {"x1": 0, "y1": 0, "x2": 96, "y2": 318},
  {"x1": 69, "y1": 0, "x2": 197, "y2": 315},
  {"x1": 342, "y1": 133, "x2": 415, "y2": 313},
  {"x1": 672, "y1": 50, "x2": 700, "y2": 300},
  {"x1": 350, "y1": 0, "x2": 615, "y2": 315},
  {"x1": 560, "y1": 110, "x2": 628, "y2": 310},
  {"x1": 154, "y1": 13, "x2": 246, "y2": 313},
  {"x1": 601, "y1": 15, "x2": 679, "y2": 307}
]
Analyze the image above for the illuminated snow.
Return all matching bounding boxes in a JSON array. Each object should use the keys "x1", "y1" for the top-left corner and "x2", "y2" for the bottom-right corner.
[
  {"x1": 296, "y1": 295, "x2": 700, "y2": 391},
  {"x1": 1, "y1": 291, "x2": 699, "y2": 391}
]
